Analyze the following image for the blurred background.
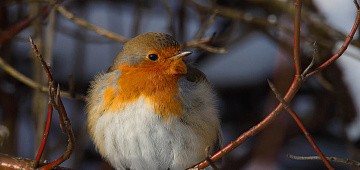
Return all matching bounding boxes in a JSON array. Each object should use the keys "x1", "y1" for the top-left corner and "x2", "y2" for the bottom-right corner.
[{"x1": 0, "y1": 0, "x2": 360, "y2": 169}]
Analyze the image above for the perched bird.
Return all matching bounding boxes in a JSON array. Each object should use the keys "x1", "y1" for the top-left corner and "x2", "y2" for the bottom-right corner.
[{"x1": 86, "y1": 32, "x2": 222, "y2": 170}]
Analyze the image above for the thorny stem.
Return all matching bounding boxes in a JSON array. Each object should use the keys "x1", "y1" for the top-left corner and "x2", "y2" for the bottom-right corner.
[
  {"x1": 29, "y1": 36, "x2": 54, "y2": 83},
  {"x1": 29, "y1": 36, "x2": 75, "y2": 169}
]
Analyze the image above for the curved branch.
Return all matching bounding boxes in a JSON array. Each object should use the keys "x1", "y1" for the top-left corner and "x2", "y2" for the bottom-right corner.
[
  {"x1": 56, "y1": 5, "x2": 129, "y2": 43},
  {"x1": 0, "y1": 56, "x2": 85, "y2": 100},
  {"x1": 305, "y1": 1, "x2": 360, "y2": 78}
]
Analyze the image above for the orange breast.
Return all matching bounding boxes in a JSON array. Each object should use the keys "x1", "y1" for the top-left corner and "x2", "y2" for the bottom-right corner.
[{"x1": 103, "y1": 64, "x2": 184, "y2": 119}]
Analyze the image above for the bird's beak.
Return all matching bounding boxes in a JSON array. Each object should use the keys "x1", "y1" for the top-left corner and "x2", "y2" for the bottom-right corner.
[{"x1": 172, "y1": 51, "x2": 192, "y2": 60}]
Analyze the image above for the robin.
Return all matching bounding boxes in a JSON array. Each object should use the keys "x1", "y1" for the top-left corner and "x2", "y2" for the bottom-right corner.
[{"x1": 86, "y1": 32, "x2": 222, "y2": 170}]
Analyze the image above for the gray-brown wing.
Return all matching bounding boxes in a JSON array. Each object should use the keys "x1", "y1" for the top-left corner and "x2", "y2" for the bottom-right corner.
[{"x1": 185, "y1": 65, "x2": 209, "y2": 83}]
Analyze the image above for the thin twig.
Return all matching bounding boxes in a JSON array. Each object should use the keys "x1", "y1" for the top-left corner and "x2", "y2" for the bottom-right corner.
[
  {"x1": 29, "y1": 36, "x2": 54, "y2": 83},
  {"x1": 0, "y1": 17, "x2": 36, "y2": 45},
  {"x1": 40, "y1": 85, "x2": 75, "y2": 169},
  {"x1": 56, "y1": 4, "x2": 225, "y2": 53},
  {"x1": 267, "y1": 80, "x2": 334, "y2": 169},
  {"x1": 0, "y1": 0, "x2": 64, "y2": 45},
  {"x1": 56, "y1": 5, "x2": 129, "y2": 43},
  {"x1": 250, "y1": 0, "x2": 360, "y2": 48},
  {"x1": 0, "y1": 56, "x2": 85, "y2": 100},
  {"x1": 184, "y1": 37, "x2": 227, "y2": 53},
  {"x1": 196, "y1": 43, "x2": 227, "y2": 53},
  {"x1": 293, "y1": 0, "x2": 302, "y2": 75},
  {"x1": 0, "y1": 57, "x2": 41, "y2": 90},
  {"x1": 187, "y1": 0, "x2": 291, "y2": 37},
  {"x1": 194, "y1": 12, "x2": 217, "y2": 40},
  {"x1": 305, "y1": 1, "x2": 360, "y2": 78},
  {"x1": 191, "y1": 75, "x2": 302, "y2": 169},
  {"x1": 288, "y1": 154, "x2": 360, "y2": 167},
  {"x1": 34, "y1": 102, "x2": 53, "y2": 168},
  {"x1": 195, "y1": 26, "x2": 227, "y2": 53},
  {"x1": 185, "y1": 37, "x2": 211, "y2": 47},
  {"x1": 355, "y1": 0, "x2": 360, "y2": 9},
  {"x1": 29, "y1": 36, "x2": 75, "y2": 169},
  {"x1": 188, "y1": 0, "x2": 360, "y2": 55},
  {"x1": 302, "y1": 42, "x2": 317, "y2": 77}
]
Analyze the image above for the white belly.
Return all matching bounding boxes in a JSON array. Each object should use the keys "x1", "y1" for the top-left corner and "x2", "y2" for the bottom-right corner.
[
  {"x1": 93, "y1": 96, "x2": 217, "y2": 170},
  {"x1": 89, "y1": 72, "x2": 221, "y2": 170}
]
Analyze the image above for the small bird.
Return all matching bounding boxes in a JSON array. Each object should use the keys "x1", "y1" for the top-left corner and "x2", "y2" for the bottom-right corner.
[{"x1": 86, "y1": 32, "x2": 222, "y2": 170}]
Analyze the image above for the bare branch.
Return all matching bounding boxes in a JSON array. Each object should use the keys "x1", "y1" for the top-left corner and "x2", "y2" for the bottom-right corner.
[
  {"x1": 56, "y1": 4, "x2": 226, "y2": 53},
  {"x1": 268, "y1": 80, "x2": 333, "y2": 169},
  {"x1": 34, "y1": 102, "x2": 53, "y2": 168},
  {"x1": 288, "y1": 154, "x2": 360, "y2": 167},
  {"x1": 184, "y1": 37, "x2": 227, "y2": 53},
  {"x1": 302, "y1": 41, "x2": 317, "y2": 77},
  {"x1": 0, "y1": 0, "x2": 64, "y2": 45},
  {"x1": 56, "y1": 5, "x2": 129, "y2": 43},
  {"x1": 29, "y1": 36, "x2": 75, "y2": 169},
  {"x1": 194, "y1": 12, "x2": 217, "y2": 40},
  {"x1": 0, "y1": 56, "x2": 85, "y2": 100},
  {"x1": 305, "y1": 1, "x2": 360, "y2": 78},
  {"x1": 293, "y1": 0, "x2": 302, "y2": 75}
]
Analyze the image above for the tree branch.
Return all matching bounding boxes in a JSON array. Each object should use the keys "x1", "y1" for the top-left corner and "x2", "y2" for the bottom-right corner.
[
  {"x1": 293, "y1": 0, "x2": 302, "y2": 75},
  {"x1": 288, "y1": 154, "x2": 360, "y2": 167},
  {"x1": 29, "y1": 36, "x2": 75, "y2": 169},
  {"x1": 56, "y1": 5, "x2": 129, "y2": 43},
  {"x1": 305, "y1": 0, "x2": 360, "y2": 78},
  {"x1": 268, "y1": 80, "x2": 333, "y2": 169},
  {"x1": 0, "y1": 56, "x2": 85, "y2": 100}
]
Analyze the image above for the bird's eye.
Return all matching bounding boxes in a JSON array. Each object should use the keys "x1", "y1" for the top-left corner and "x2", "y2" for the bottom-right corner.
[{"x1": 148, "y1": 54, "x2": 158, "y2": 61}]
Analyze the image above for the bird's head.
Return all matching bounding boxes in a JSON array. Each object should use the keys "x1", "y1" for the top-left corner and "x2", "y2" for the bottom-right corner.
[{"x1": 111, "y1": 32, "x2": 191, "y2": 75}]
